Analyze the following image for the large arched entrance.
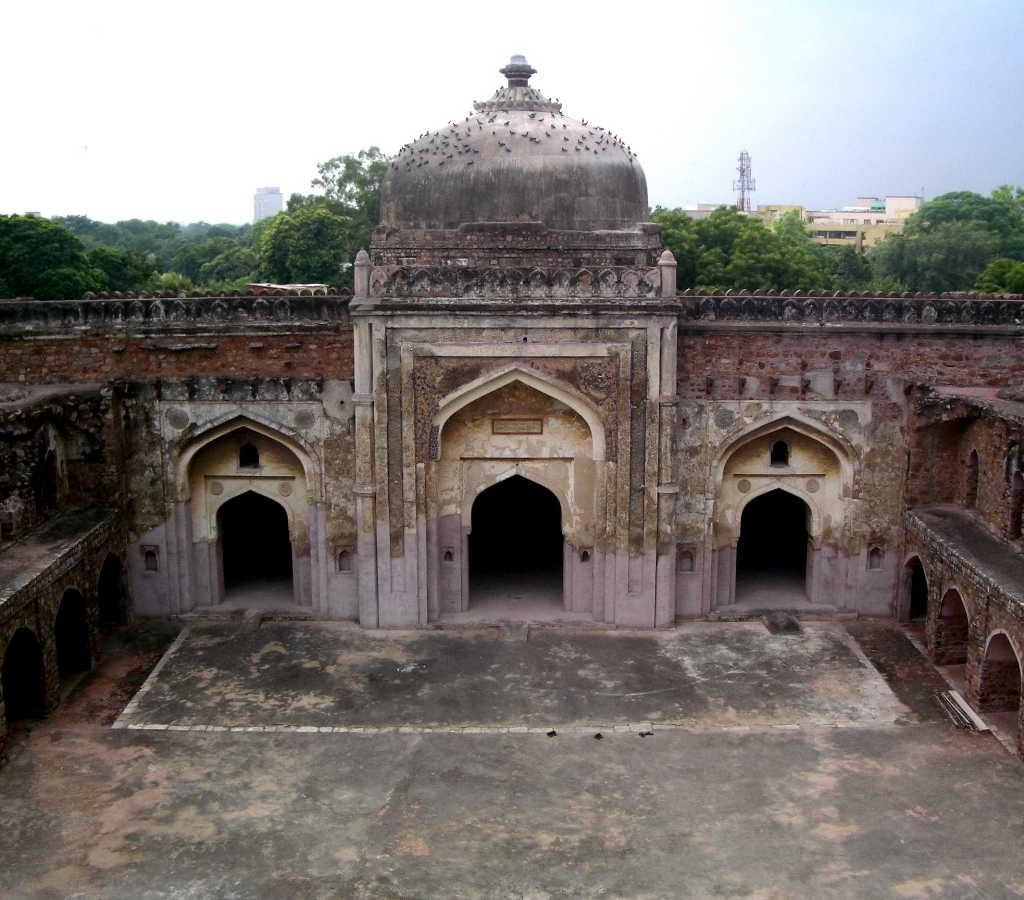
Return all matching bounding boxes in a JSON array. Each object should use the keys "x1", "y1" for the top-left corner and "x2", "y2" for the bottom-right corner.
[
  {"x1": 97, "y1": 554, "x2": 123, "y2": 626},
  {"x1": 55, "y1": 589, "x2": 92, "y2": 680},
  {"x1": 468, "y1": 475, "x2": 564, "y2": 617},
  {"x1": 217, "y1": 491, "x2": 294, "y2": 608},
  {"x1": 736, "y1": 489, "x2": 809, "y2": 606},
  {"x1": 2, "y1": 629, "x2": 46, "y2": 726}
]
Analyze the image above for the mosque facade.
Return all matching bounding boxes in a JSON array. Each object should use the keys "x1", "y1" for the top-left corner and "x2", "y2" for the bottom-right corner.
[{"x1": 2, "y1": 57, "x2": 1024, "y2": 758}]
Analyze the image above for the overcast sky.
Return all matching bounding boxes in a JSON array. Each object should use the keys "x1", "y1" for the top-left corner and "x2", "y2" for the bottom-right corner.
[{"x1": 4, "y1": 0, "x2": 1022, "y2": 225}]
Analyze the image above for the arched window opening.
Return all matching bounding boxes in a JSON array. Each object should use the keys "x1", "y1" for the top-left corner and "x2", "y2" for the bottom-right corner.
[
  {"x1": 678, "y1": 550, "x2": 695, "y2": 573},
  {"x1": 736, "y1": 489, "x2": 809, "y2": 605},
  {"x1": 905, "y1": 558, "x2": 928, "y2": 622},
  {"x1": 217, "y1": 491, "x2": 293, "y2": 604},
  {"x1": 934, "y1": 589, "x2": 969, "y2": 666},
  {"x1": 966, "y1": 449, "x2": 979, "y2": 509},
  {"x1": 337, "y1": 550, "x2": 353, "y2": 573},
  {"x1": 1009, "y1": 471, "x2": 1023, "y2": 540},
  {"x1": 55, "y1": 589, "x2": 92, "y2": 679},
  {"x1": 1, "y1": 629, "x2": 46, "y2": 724},
  {"x1": 867, "y1": 547, "x2": 884, "y2": 570},
  {"x1": 468, "y1": 475, "x2": 563, "y2": 615},
  {"x1": 239, "y1": 443, "x2": 260, "y2": 469},
  {"x1": 143, "y1": 548, "x2": 159, "y2": 572},
  {"x1": 97, "y1": 553, "x2": 123, "y2": 626},
  {"x1": 770, "y1": 440, "x2": 790, "y2": 467},
  {"x1": 579, "y1": 549, "x2": 591, "y2": 563}
]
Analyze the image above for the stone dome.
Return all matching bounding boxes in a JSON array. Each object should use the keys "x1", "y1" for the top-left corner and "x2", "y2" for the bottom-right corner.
[{"x1": 379, "y1": 56, "x2": 649, "y2": 233}]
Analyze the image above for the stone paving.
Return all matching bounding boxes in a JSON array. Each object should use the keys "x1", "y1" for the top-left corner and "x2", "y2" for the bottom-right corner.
[
  {"x1": 2, "y1": 619, "x2": 1024, "y2": 898},
  {"x1": 114, "y1": 620, "x2": 904, "y2": 734}
]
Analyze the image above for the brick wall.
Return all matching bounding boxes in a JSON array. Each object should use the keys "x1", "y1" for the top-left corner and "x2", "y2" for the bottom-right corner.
[{"x1": 0, "y1": 332, "x2": 355, "y2": 384}]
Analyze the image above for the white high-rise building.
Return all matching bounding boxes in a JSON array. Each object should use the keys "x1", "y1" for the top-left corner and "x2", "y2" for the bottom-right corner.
[{"x1": 253, "y1": 186, "x2": 284, "y2": 222}]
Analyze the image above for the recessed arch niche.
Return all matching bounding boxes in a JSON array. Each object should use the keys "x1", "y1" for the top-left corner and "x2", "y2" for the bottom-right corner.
[
  {"x1": 183, "y1": 422, "x2": 312, "y2": 609},
  {"x1": 712, "y1": 420, "x2": 850, "y2": 610},
  {"x1": 427, "y1": 372, "x2": 602, "y2": 620}
]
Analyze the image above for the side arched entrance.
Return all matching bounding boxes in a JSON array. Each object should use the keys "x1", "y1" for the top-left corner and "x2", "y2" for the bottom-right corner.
[
  {"x1": 55, "y1": 589, "x2": 92, "y2": 679},
  {"x1": 735, "y1": 489, "x2": 810, "y2": 605},
  {"x1": 2, "y1": 628, "x2": 46, "y2": 725},
  {"x1": 177, "y1": 420, "x2": 315, "y2": 611},
  {"x1": 712, "y1": 420, "x2": 850, "y2": 610}
]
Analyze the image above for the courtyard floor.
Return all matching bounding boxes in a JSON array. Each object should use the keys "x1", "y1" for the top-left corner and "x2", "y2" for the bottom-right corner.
[{"x1": 2, "y1": 618, "x2": 1024, "y2": 898}]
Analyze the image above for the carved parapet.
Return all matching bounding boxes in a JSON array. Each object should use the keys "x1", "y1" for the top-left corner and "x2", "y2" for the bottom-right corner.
[
  {"x1": 679, "y1": 290, "x2": 1024, "y2": 330},
  {"x1": 0, "y1": 292, "x2": 353, "y2": 336},
  {"x1": 368, "y1": 264, "x2": 661, "y2": 300}
]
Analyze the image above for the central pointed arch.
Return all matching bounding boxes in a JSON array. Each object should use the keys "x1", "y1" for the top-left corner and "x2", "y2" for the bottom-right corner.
[{"x1": 433, "y1": 365, "x2": 606, "y2": 461}]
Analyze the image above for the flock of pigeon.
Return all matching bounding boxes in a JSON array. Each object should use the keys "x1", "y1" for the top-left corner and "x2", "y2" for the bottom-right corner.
[{"x1": 390, "y1": 84, "x2": 638, "y2": 175}]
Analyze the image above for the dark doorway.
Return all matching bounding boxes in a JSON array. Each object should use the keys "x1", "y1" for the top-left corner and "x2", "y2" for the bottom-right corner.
[
  {"x1": 217, "y1": 491, "x2": 293, "y2": 598},
  {"x1": 907, "y1": 558, "x2": 928, "y2": 622},
  {"x1": 37, "y1": 449, "x2": 59, "y2": 512},
  {"x1": 1, "y1": 629, "x2": 46, "y2": 722},
  {"x1": 97, "y1": 554, "x2": 123, "y2": 626},
  {"x1": 736, "y1": 489, "x2": 809, "y2": 605},
  {"x1": 55, "y1": 590, "x2": 92, "y2": 679},
  {"x1": 469, "y1": 475, "x2": 563, "y2": 613}
]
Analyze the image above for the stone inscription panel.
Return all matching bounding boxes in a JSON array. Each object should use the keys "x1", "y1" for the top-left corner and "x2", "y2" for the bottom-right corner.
[{"x1": 492, "y1": 418, "x2": 543, "y2": 435}]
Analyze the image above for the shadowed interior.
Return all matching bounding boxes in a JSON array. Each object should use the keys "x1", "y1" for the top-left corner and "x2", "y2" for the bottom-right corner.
[
  {"x1": 469, "y1": 475, "x2": 563, "y2": 608},
  {"x1": 736, "y1": 489, "x2": 809, "y2": 603},
  {"x1": 218, "y1": 491, "x2": 293, "y2": 592}
]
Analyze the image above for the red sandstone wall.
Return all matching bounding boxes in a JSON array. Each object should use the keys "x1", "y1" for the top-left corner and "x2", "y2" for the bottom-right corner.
[
  {"x1": 0, "y1": 332, "x2": 355, "y2": 383},
  {"x1": 677, "y1": 332, "x2": 1024, "y2": 401}
]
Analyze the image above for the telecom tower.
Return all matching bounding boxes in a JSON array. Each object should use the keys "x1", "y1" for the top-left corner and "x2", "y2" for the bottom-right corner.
[{"x1": 733, "y1": 150, "x2": 756, "y2": 213}]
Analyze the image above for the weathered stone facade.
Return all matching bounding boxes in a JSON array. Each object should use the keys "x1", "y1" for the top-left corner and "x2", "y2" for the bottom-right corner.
[{"x1": 1, "y1": 55, "x2": 1024, "y2": 756}]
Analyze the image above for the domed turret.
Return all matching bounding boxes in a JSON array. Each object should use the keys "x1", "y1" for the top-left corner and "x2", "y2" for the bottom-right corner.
[{"x1": 378, "y1": 56, "x2": 649, "y2": 234}]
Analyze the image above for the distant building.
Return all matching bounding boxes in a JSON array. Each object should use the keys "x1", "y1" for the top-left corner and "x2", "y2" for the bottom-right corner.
[
  {"x1": 757, "y1": 195, "x2": 922, "y2": 251},
  {"x1": 804, "y1": 195, "x2": 922, "y2": 250},
  {"x1": 679, "y1": 203, "x2": 726, "y2": 221},
  {"x1": 253, "y1": 187, "x2": 284, "y2": 222}
]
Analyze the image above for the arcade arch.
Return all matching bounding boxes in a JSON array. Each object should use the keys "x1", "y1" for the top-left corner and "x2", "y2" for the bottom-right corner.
[
  {"x1": 2, "y1": 629, "x2": 46, "y2": 725},
  {"x1": 97, "y1": 553, "x2": 123, "y2": 625},
  {"x1": 975, "y1": 633, "x2": 1022, "y2": 745},
  {"x1": 54, "y1": 589, "x2": 91, "y2": 679},
  {"x1": 902, "y1": 556, "x2": 929, "y2": 623},
  {"x1": 933, "y1": 588, "x2": 969, "y2": 665}
]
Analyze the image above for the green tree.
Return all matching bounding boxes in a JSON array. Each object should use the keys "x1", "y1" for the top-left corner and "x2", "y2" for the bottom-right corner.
[
  {"x1": 903, "y1": 191, "x2": 1024, "y2": 260},
  {"x1": 991, "y1": 184, "x2": 1024, "y2": 219},
  {"x1": 650, "y1": 207, "x2": 698, "y2": 288},
  {"x1": 198, "y1": 247, "x2": 257, "y2": 285},
  {"x1": 870, "y1": 222, "x2": 1000, "y2": 292},
  {"x1": 87, "y1": 246, "x2": 157, "y2": 292},
  {"x1": 819, "y1": 246, "x2": 874, "y2": 291},
  {"x1": 975, "y1": 257, "x2": 1024, "y2": 293},
  {"x1": 258, "y1": 205, "x2": 353, "y2": 286},
  {"x1": 0, "y1": 215, "x2": 105, "y2": 300}
]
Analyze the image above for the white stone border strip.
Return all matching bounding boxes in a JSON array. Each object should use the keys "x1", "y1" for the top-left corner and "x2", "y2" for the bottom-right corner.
[
  {"x1": 115, "y1": 719, "x2": 874, "y2": 736},
  {"x1": 112, "y1": 625, "x2": 192, "y2": 730}
]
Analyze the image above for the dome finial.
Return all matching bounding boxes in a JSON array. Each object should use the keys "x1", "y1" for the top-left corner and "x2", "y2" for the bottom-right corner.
[{"x1": 500, "y1": 54, "x2": 536, "y2": 89}]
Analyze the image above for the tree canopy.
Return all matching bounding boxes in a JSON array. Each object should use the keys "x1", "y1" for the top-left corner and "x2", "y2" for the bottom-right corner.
[
  {"x1": 868, "y1": 189, "x2": 1024, "y2": 291},
  {"x1": 0, "y1": 215, "x2": 105, "y2": 300}
]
